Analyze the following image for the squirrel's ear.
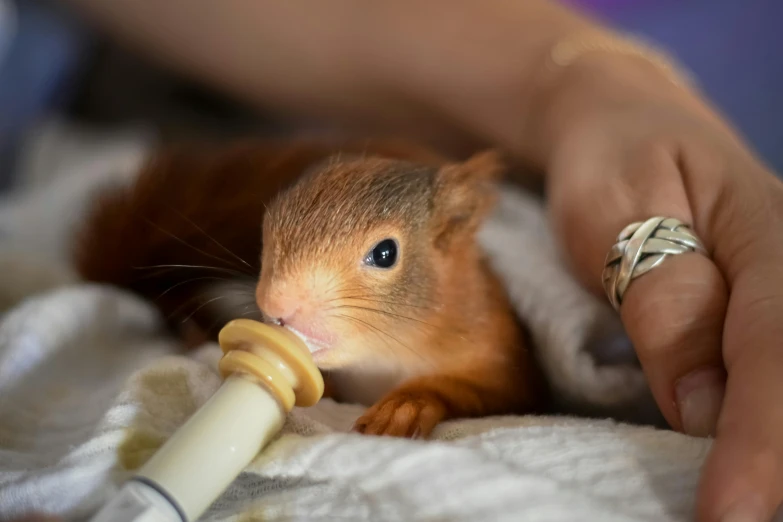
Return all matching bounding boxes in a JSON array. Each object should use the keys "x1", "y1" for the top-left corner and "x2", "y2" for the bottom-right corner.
[
  {"x1": 432, "y1": 149, "x2": 505, "y2": 250},
  {"x1": 457, "y1": 149, "x2": 506, "y2": 184}
]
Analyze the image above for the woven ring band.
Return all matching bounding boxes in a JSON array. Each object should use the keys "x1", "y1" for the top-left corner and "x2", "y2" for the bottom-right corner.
[{"x1": 602, "y1": 216, "x2": 708, "y2": 311}]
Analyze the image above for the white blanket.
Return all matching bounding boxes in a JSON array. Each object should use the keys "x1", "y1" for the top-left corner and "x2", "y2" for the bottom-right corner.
[{"x1": 0, "y1": 121, "x2": 711, "y2": 521}]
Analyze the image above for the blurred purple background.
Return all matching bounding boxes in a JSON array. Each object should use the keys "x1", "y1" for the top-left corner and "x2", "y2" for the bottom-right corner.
[{"x1": 571, "y1": 0, "x2": 782, "y2": 174}]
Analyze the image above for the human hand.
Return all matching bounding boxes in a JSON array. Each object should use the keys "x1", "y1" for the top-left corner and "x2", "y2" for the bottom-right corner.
[{"x1": 540, "y1": 51, "x2": 783, "y2": 522}]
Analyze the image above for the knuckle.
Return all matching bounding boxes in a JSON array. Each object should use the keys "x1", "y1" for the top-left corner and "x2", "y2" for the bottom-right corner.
[
  {"x1": 631, "y1": 137, "x2": 676, "y2": 172},
  {"x1": 709, "y1": 172, "x2": 783, "y2": 277}
]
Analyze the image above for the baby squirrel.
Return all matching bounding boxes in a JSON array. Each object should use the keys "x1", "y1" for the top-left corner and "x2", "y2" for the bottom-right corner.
[{"x1": 73, "y1": 139, "x2": 546, "y2": 438}]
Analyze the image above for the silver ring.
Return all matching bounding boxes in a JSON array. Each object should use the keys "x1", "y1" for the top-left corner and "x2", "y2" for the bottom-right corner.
[{"x1": 602, "y1": 216, "x2": 707, "y2": 311}]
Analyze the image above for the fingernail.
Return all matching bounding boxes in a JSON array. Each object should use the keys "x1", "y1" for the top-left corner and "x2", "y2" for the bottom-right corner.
[
  {"x1": 720, "y1": 497, "x2": 766, "y2": 522},
  {"x1": 675, "y1": 367, "x2": 726, "y2": 437}
]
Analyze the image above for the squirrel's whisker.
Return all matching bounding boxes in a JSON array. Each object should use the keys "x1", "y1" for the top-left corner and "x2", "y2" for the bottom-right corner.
[
  {"x1": 170, "y1": 208, "x2": 255, "y2": 271},
  {"x1": 155, "y1": 276, "x2": 231, "y2": 300},
  {"x1": 333, "y1": 304, "x2": 439, "y2": 329},
  {"x1": 139, "y1": 216, "x2": 254, "y2": 275}
]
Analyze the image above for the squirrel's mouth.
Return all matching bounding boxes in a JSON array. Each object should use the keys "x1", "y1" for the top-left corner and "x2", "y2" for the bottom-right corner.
[{"x1": 283, "y1": 325, "x2": 330, "y2": 355}]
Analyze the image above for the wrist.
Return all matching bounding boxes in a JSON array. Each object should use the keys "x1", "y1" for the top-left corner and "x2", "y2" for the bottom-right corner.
[{"x1": 534, "y1": 38, "x2": 702, "y2": 162}]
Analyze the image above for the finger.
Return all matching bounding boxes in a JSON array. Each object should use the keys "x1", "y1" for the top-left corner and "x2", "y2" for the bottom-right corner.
[
  {"x1": 549, "y1": 140, "x2": 728, "y2": 433},
  {"x1": 698, "y1": 302, "x2": 783, "y2": 522},
  {"x1": 695, "y1": 179, "x2": 783, "y2": 521},
  {"x1": 621, "y1": 254, "x2": 728, "y2": 436}
]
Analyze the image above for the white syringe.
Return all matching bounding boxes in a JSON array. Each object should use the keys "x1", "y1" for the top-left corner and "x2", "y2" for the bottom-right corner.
[{"x1": 88, "y1": 319, "x2": 324, "y2": 522}]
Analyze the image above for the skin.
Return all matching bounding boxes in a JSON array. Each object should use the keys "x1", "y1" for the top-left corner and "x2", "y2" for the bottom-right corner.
[{"x1": 52, "y1": 0, "x2": 783, "y2": 519}]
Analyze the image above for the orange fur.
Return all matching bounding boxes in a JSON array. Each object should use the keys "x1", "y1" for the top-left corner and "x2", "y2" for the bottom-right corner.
[
  {"x1": 352, "y1": 273, "x2": 544, "y2": 438},
  {"x1": 72, "y1": 137, "x2": 546, "y2": 439}
]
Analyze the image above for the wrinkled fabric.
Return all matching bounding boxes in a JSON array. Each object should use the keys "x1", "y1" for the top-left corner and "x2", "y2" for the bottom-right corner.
[{"x1": 0, "y1": 285, "x2": 710, "y2": 522}]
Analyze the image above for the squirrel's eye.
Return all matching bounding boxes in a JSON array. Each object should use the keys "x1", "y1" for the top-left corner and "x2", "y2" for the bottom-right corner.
[{"x1": 364, "y1": 238, "x2": 398, "y2": 269}]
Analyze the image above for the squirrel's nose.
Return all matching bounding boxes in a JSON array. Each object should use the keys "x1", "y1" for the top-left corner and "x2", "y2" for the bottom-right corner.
[
  {"x1": 259, "y1": 295, "x2": 300, "y2": 327},
  {"x1": 257, "y1": 288, "x2": 309, "y2": 329},
  {"x1": 257, "y1": 286, "x2": 333, "y2": 350}
]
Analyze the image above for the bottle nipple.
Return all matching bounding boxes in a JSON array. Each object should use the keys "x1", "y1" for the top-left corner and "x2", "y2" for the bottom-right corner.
[{"x1": 217, "y1": 319, "x2": 324, "y2": 412}]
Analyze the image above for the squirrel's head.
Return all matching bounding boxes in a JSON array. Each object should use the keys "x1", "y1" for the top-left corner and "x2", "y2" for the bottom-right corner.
[{"x1": 257, "y1": 150, "x2": 504, "y2": 370}]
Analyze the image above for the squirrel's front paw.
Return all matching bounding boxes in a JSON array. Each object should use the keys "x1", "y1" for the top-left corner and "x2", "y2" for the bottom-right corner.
[{"x1": 352, "y1": 390, "x2": 446, "y2": 439}]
